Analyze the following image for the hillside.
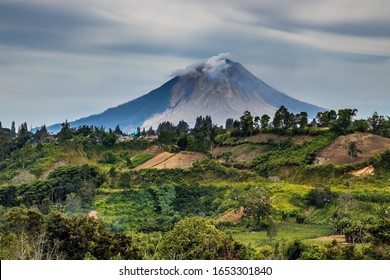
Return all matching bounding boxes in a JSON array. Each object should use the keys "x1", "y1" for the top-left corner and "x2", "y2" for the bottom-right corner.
[
  {"x1": 316, "y1": 132, "x2": 390, "y2": 165},
  {"x1": 1, "y1": 119, "x2": 390, "y2": 260}
]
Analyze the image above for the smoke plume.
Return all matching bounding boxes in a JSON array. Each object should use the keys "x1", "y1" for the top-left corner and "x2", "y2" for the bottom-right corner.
[{"x1": 171, "y1": 52, "x2": 233, "y2": 79}]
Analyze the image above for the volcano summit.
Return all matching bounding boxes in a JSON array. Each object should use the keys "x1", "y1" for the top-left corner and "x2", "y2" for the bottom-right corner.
[{"x1": 49, "y1": 54, "x2": 324, "y2": 132}]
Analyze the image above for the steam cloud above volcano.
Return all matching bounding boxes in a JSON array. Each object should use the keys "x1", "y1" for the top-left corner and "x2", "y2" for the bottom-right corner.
[{"x1": 171, "y1": 53, "x2": 233, "y2": 79}]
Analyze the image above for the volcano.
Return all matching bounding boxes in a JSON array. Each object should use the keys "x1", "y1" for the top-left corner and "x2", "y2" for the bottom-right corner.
[{"x1": 48, "y1": 54, "x2": 324, "y2": 132}]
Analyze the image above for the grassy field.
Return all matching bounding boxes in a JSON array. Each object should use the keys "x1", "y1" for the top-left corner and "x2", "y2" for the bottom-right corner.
[{"x1": 233, "y1": 221, "x2": 334, "y2": 248}]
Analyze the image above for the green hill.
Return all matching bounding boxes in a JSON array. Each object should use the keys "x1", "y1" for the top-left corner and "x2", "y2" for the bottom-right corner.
[{"x1": 1, "y1": 117, "x2": 390, "y2": 260}]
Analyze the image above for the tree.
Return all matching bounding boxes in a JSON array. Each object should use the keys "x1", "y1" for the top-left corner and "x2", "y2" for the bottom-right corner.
[
  {"x1": 157, "y1": 217, "x2": 249, "y2": 260},
  {"x1": 102, "y1": 129, "x2": 117, "y2": 147},
  {"x1": 273, "y1": 106, "x2": 294, "y2": 129},
  {"x1": 147, "y1": 126, "x2": 155, "y2": 136},
  {"x1": 316, "y1": 110, "x2": 337, "y2": 127},
  {"x1": 369, "y1": 218, "x2": 390, "y2": 245},
  {"x1": 34, "y1": 125, "x2": 48, "y2": 143},
  {"x1": 239, "y1": 187, "x2": 272, "y2": 228},
  {"x1": 331, "y1": 108, "x2": 358, "y2": 132},
  {"x1": 177, "y1": 135, "x2": 189, "y2": 150},
  {"x1": 114, "y1": 125, "x2": 123, "y2": 135},
  {"x1": 260, "y1": 114, "x2": 270, "y2": 130},
  {"x1": 57, "y1": 120, "x2": 72, "y2": 142},
  {"x1": 157, "y1": 218, "x2": 226, "y2": 259},
  {"x1": 353, "y1": 119, "x2": 369, "y2": 132},
  {"x1": 177, "y1": 120, "x2": 189, "y2": 134},
  {"x1": 11, "y1": 121, "x2": 16, "y2": 138},
  {"x1": 17, "y1": 122, "x2": 31, "y2": 147},
  {"x1": 306, "y1": 185, "x2": 333, "y2": 208},
  {"x1": 285, "y1": 240, "x2": 306, "y2": 260},
  {"x1": 347, "y1": 141, "x2": 358, "y2": 159},
  {"x1": 240, "y1": 111, "x2": 254, "y2": 136},
  {"x1": 46, "y1": 212, "x2": 141, "y2": 260},
  {"x1": 225, "y1": 118, "x2": 234, "y2": 130},
  {"x1": 296, "y1": 112, "x2": 308, "y2": 129},
  {"x1": 368, "y1": 112, "x2": 387, "y2": 136}
]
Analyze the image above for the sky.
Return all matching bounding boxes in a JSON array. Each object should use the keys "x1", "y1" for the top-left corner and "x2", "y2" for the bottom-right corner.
[{"x1": 1, "y1": 0, "x2": 390, "y2": 128}]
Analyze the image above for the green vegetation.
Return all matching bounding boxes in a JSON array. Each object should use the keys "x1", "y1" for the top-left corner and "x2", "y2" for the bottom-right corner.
[{"x1": 1, "y1": 108, "x2": 390, "y2": 259}]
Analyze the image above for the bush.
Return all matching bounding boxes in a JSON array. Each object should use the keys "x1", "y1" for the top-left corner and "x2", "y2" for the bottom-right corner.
[{"x1": 306, "y1": 185, "x2": 334, "y2": 208}]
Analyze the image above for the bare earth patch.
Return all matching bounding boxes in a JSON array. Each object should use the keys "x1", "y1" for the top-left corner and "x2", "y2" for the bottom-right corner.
[
  {"x1": 308, "y1": 235, "x2": 345, "y2": 243},
  {"x1": 213, "y1": 144, "x2": 266, "y2": 164},
  {"x1": 134, "y1": 152, "x2": 174, "y2": 170},
  {"x1": 316, "y1": 132, "x2": 390, "y2": 165},
  {"x1": 153, "y1": 151, "x2": 205, "y2": 169},
  {"x1": 215, "y1": 207, "x2": 244, "y2": 223},
  {"x1": 41, "y1": 161, "x2": 67, "y2": 179},
  {"x1": 10, "y1": 171, "x2": 36, "y2": 184},
  {"x1": 143, "y1": 146, "x2": 165, "y2": 155},
  {"x1": 88, "y1": 210, "x2": 99, "y2": 219},
  {"x1": 227, "y1": 134, "x2": 315, "y2": 145},
  {"x1": 350, "y1": 165, "x2": 375, "y2": 177},
  {"x1": 135, "y1": 151, "x2": 205, "y2": 170}
]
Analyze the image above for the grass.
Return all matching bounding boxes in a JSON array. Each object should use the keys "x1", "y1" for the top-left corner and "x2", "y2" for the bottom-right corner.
[
  {"x1": 130, "y1": 153, "x2": 155, "y2": 167},
  {"x1": 233, "y1": 221, "x2": 334, "y2": 248}
]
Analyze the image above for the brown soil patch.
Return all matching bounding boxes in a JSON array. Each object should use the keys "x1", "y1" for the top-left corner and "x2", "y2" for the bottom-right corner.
[
  {"x1": 316, "y1": 132, "x2": 390, "y2": 165},
  {"x1": 134, "y1": 152, "x2": 174, "y2": 170},
  {"x1": 88, "y1": 210, "x2": 99, "y2": 219},
  {"x1": 213, "y1": 144, "x2": 266, "y2": 164},
  {"x1": 309, "y1": 235, "x2": 345, "y2": 242},
  {"x1": 213, "y1": 146, "x2": 233, "y2": 156},
  {"x1": 350, "y1": 165, "x2": 375, "y2": 177},
  {"x1": 41, "y1": 161, "x2": 67, "y2": 179},
  {"x1": 226, "y1": 134, "x2": 315, "y2": 145},
  {"x1": 144, "y1": 146, "x2": 165, "y2": 155},
  {"x1": 153, "y1": 151, "x2": 205, "y2": 169},
  {"x1": 215, "y1": 207, "x2": 244, "y2": 223}
]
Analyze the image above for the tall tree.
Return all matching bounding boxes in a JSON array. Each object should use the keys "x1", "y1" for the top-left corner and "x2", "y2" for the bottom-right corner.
[
  {"x1": 57, "y1": 120, "x2": 73, "y2": 142},
  {"x1": 239, "y1": 186, "x2": 272, "y2": 228},
  {"x1": 316, "y1": 110, "x2": 337, "y2": 127},
  {"x1": 11, "y1": 121, "x2": 16, "y2": 138},
  {"x1": 17, "y1": 122, "x2": 31, "y2": 147},
  {"x1": 225, "y1": 118, "x2": 234, "y2": 130},
  {"x1": 114, "y1": 125, "x2": 123, "y2": 135},
  {"x1": 35, "y1": 125, "x2": 48, "y2": 143},
  {"x1": 297, "y1": 112, "x2": 308, "y2": 129},
  {"x1": 177, "y1": 120, "x2": 189, "y2": 134},
  {"x1": 273, "y1": 106, "x2": 294, "y2": 129},
  {"x1": 260, "y1": 114, "x2": 270, "y2": 130},
  {"x1": 368, "y1": 112, "x2": 386, "y2": 135},
  {"x1": 240, "y1": 110, "x2": 254, "y2": 136},
  {"x1": 332, "y1": 109, "x2": 358, "y2": 132}
]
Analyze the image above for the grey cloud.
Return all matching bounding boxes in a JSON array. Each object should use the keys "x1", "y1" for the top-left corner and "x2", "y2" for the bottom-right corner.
[
  {"x1": 0, "y1": 1, "x2": 117, "y2": 53},
  {"x1": 238, "y1": 4, "x2": 390, "y2": 38},
  {"x1": 0, "y1": 2, "x2": 105, "y2": 31}
]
